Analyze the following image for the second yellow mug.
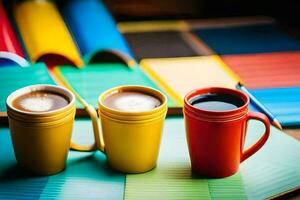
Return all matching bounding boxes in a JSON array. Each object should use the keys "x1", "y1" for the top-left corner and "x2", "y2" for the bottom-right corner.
[{"x1": 72, "y1": 85, "x2": 168, "y2": 173}]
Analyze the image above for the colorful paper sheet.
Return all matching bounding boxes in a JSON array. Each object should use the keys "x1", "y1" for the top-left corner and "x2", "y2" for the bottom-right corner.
[
  {"x1": 1, "y1": 117, "x2": 299, "y2": 199},
  {"x1": 192, "y1": 23, "x2": 300, "y2": 55},
  {"x1": 0, "y1": 3, "x2": 27, "y2": 67},
  {"x1": 221, "y1": 51, "x2": 300, "y2": 127},
  {"x1": 124, "y1": 31, "x2": 211, "y2": 61},
  {"x1": 241, "y1": 119, "x2": 300, "y2": 199},
  {"x1": 0, "y1": 63, "x2": 55, "y2": 112},
  {"x1": 125, "y1": 116, "x2": 246, "y2": 200},
  {"x1": 14, "y1": 0, "x2": 83, "y2": 67},
  {"x1": 0, "y1": 119, "x2": 125, "y2": 199},
  {"x1": 249, "y1": 87, "x2": 300, "y2": 127},
  {"x1": 221, "y1": 51, "x2": 300, "y2": 89},
  {"x1": 53, "y1": 63, "x2": 178, "y2": 108},
  {"x1": 125, "y1": 117, "x2": 300, "y2": 200},
  {"x1": 61, "y1": 0, "x2": 135, "y2": 67},
  {"x1": 140, "y1": 56, "x2": 241, "y2": 105}
]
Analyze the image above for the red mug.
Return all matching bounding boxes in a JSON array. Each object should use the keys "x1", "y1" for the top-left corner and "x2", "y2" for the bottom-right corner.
[{"x1": 183, "y1": 87, "x2": 270, "y2": 178}]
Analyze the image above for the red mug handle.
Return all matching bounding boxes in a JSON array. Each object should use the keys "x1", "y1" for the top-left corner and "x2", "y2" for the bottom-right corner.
[{"x1": 241, "y1": 111, "x2": 270, "y2": 162}]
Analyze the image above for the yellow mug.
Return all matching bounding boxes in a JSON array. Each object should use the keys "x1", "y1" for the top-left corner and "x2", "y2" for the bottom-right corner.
[
  {"x1": 7, "y1": 84, "x2": 167, "y2": 175},
  {"x1": 6, "y1": 84, "x2": 76, "y2": 176},
  {"x1": 71, "y1": 85, "x2": 168, "y2": 173}
]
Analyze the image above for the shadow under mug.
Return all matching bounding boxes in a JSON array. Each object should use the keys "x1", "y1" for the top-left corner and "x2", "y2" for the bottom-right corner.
[
  {"x1": 71, "y1": 85, "x2": 168, "y2": 173},
  {"x1": 184, "y1": 87, "x2": 270, "y2": 178}
]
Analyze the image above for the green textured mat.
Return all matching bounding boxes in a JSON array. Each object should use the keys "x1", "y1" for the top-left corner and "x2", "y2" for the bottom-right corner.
[
  {"x1": 55, "y1": 63, "x2": 177, "y2": 108},
  {"x1": 208, "y1": 173, "x2": 247, "y2": 200},
  {"x1": 125, "y1": 117, "x2": 300, "y2": 200},
  {"x1": 1, "y1": 117, "x2": 299, "y2": 199},
  {"x1": 0, "y1": 64, "x2": 56, "y2": 112},
  {"x1": 125, "y1": 117, "x2": 246, "y2": 200},
  {"x1": 241, "y1": 120, "x2": 300, "y2": 200}
]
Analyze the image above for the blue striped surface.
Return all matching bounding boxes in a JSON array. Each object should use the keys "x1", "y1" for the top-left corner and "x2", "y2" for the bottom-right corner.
[
  {"x1": 0, "y1": 119, "x2": 125, "y2": 199},
  {"x1": 193, "y1": 23, "x2": 300, "y2": 55},
  {"x1": 250, "y1": 87, "x2": 300, "y2": 126},
  {"x1": 0, "y1": 129, "x2": 49, "y2": 199}
]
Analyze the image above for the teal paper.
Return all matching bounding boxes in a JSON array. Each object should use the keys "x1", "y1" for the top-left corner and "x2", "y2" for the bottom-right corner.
[
  {"x1": 0, "y1": 63, "x2": 55, "y2": 112},
  {"x1": 0, "y1": 128, "x2": 49, "y2": 199},
  {"x1": 125, "y1": 117, "x2": 300, "y2": 199},
  {"x1": 241, "y1": 120, "x2": 300, "y2": 199},
  {"x1": 57, "y1": 63, "x2": 177, "y2": 108},
  {"x1": 0, "y1": 119, "x2": 125, "y2": 199},
  {"x1": 1, "y1": 118, "x2": 299, "y2": 199}
]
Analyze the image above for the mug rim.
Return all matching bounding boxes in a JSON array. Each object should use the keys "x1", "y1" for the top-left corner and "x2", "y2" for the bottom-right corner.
[
  {"x1": 98, "y1": 85, "x2": 168, "y2": 116},
  {"x1": 184, "y1": 87, "x2": 249, "y2": 118},
  {"x1": 6, "y1": 84, "x2": 75, "y2": 116}
]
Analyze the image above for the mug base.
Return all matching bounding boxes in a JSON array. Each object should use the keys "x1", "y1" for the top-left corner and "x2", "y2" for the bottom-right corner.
[
  {"x1": 108, "y1": 162, "x2": 157, "y2": 174},
  {"x1": 191, "y1": 168, "x2": 239, "y2": 178},
  {"x1": 17, "y1": 163, "x2": 66, "y2": 176}
]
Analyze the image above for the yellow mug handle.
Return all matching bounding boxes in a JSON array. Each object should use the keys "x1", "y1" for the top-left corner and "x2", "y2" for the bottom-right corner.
[
  {"x1": 52, "y1": 69, "x2": 105, "y2": 153},
  {"x1": 70, "y1": 104, "x2": 105, "y2": 153}
]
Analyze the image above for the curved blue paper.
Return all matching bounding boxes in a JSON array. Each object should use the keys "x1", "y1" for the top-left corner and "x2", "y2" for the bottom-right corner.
[
  {"x1": 250, "y1": 87, "x2": 300, "y2": 127},
  {"x1": 61, "y1": 0, "x2": 135, "y2": 66}
]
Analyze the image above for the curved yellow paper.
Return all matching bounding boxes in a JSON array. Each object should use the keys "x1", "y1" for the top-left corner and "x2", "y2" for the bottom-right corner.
[{"x1": 14, "y1": 1, "x2": 83, "y2": 67}]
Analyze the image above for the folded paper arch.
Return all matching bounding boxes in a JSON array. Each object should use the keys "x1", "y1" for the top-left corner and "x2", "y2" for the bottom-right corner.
[
  {"x1": 60, "y1": 0, "x2": 135, "y2": 67},
  {"x1": 14, "y1": 0, "x2": 83, "y2": 67}
]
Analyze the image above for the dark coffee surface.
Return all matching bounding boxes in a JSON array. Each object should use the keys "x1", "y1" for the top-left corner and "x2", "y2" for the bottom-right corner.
[
  {"x1": 12, "y1": 91, "x2": 69, "y2": 112},
  {"x1": 103, "y1": 91, "x2": 161, "y2": 112},
  {"x1": 189, "y1": 93, "x2": 244, "y2": 111}
]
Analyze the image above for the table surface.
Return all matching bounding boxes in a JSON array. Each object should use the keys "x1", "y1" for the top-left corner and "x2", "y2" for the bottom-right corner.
[
  {"x1": 284, "y1": 129, "x2": 300, "y2": 141},
  {"x1": 275, "y1": 129, "x2": 300, "y2": 200}
]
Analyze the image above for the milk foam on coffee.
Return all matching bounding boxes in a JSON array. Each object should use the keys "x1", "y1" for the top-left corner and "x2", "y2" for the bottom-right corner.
[
  {"x1": 12, "y1": 91, "x2": 69, "y2": 112},
  {"x1": 103, "y1": 91, "x2": 161, "y2": 112}
]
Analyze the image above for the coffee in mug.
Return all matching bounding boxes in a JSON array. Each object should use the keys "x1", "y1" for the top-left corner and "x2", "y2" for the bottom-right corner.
[
  {"x1": 103, "y1": 91, "x2": 161, "y2": 112},
  {"x1": 11, "y1": 91, "x2": 69, "y2": 112},
  {"x1": 189, "y1": 93, "x2": 244, "y2": 111}
]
